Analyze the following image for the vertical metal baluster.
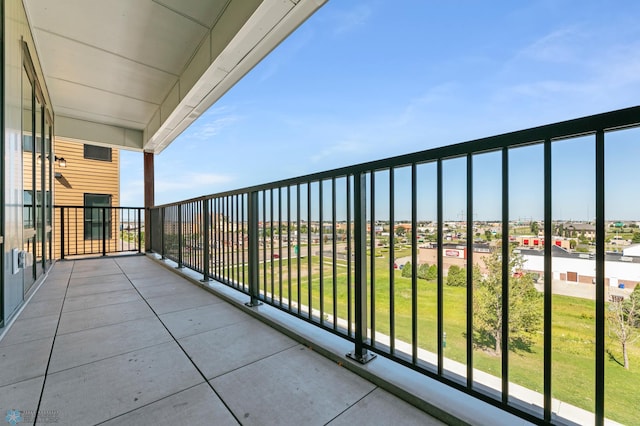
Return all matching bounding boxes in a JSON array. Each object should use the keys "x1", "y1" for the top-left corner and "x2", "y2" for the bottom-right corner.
[
  {"x1": 466, "y1": 153, "x2": 474, "y2": 388},
  {"x1": 263, "y1": 191, "x2": 267, "y2": 299},
  {"x1": 60, "y1": 207, "x2": 65, "y2": 259},
  {"x1": 278, "y1": 188, "x2": 283, "y2": 305},
  {"x1": 201, "y1": 199, "x2": 211, "y2": 282},
  {"x1": 177, "y1": 204, "x2": 183, "y2": 268},
  {"x1": 543, "y1": 138, "x2": 553, "y2": 423},
  {"x1": 287, "y1": 186, "x2": 292, "y2": 310},
  {"x1": 347, "y1": 172, "x2": 376, "y2": 364},
  {"x1": 234, "y1": 195, "x2": 239, "y2": 288},
  {"x1": 246, "y1": 191, "x2": 261, "y2": 306},
  {"x1": 437, "y1": 159, "x2": 444, "y2": 375},
  {"x1": 297, "y1": 184, "x2": 301, "y2": 315},
  {"x1": 102, "y1": 207, "x2": 107, "y2": 256},
  {"x1": 242, "y1": 194, "x2": 246, "y2": 292},
  {"x1": 270, "y1": 189, "x2": 275, "y2": 302},
  {"x1": 308, "y1": 182, "x2": 312, "y2": 320},
  {"x1": 161, "y1": 207, "x2": 165, "y2": 259},
  {"x1": 347, "y1": 175, "x2": 352, "y2": 337},
  {"x1": 228, "y1": 196, "x2": 232, "y2": 283},
  {"x1": 389, "y1": 168, "x2": 395, "y2": 355},
  {"x1": 501, "y1": 147, "x2": 509, "y2": 403},
  {"x1": 411, "y1": 163, "x2": 418, "y2": 364},
  {"x1": 215, "y1": 198, "x2": 219, "y2": 279},
  {"x1": 595, "y1": 130, "x2": 605, "y2": 426},
  {"x1": 319, "y1": 181, "x2": 324, "y2": 324},
  {"x1": 370, "y1": 172, "x2": 376, "y2": 346},
  {"x1": 332, "y1": 177, "x2": 337, "y2": 330}
]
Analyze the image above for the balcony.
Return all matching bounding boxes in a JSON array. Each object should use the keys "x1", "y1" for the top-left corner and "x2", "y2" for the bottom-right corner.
[
  {"x1": 141, "y1": 106, "x2": 640, "y2": 426},
  {"x1": 4, "y1": 107, "x2": 639, "y2": 425},
  {"x1": 8, "y1": 1, "x2": 637, "y2": 424},
  {"x1": 0, "y1": 255, "x2": 447, "y2": 425}
]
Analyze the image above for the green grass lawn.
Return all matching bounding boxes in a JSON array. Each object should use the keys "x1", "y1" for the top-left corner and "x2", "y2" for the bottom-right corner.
[{"x1": 231, "y1": 249, "x2": 638, "y2": 425}]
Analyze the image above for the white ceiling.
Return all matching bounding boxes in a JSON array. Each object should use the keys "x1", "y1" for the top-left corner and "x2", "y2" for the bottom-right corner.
[{"x1": 24, "y1": 0, "x2": 327, "y2": 153}]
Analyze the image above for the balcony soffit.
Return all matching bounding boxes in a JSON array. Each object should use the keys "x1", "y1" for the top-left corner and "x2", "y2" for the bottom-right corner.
[{"x1": 23, "y1": 0, "x2": 327, "y2": 153}]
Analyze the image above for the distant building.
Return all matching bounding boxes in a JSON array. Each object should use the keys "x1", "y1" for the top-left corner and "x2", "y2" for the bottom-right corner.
[
  {"x1": 521, "y1": 246, "x2": 640, "y2": 289},
  {"x1": 417, "y1": 244, "x2": 494, "y2": 274},
  {"x1": 564, "y1": 222, "x2": 596, "y2": 239},
  {"x1": 623, "y1": 244, "x2": 640, "y2": 258}
]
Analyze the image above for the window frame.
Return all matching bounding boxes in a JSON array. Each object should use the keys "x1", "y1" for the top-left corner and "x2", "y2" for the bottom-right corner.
[
  {"x1": 83, "y1": 144, "x2": 112, "y2": 162},
  {"x1": 83, "y1": 193, "x2": 113, "y2": 240}
]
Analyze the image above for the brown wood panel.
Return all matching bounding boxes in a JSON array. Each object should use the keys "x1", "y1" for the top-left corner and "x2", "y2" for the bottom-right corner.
[{"x1": 53, "y1": 138, "x2": 120, "y2": 258}]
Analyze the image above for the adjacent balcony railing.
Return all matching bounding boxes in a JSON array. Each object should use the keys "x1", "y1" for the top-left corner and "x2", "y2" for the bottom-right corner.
[
  {"x1": 149, "y1": 106, "x2": 640, "y2": 426},
  {"x1": 56, "y1": 206, "x2": 144, "y2": 258}
]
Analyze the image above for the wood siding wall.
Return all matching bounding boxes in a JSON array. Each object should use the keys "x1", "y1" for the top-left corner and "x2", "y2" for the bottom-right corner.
[{"x1": 53, "y1": 139, "x2": 120, "y2": 258}]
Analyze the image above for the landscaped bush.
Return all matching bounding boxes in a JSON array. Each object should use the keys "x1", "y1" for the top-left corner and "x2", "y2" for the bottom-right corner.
[
  {"x1": 446, "y1": 265, "x2": 466, "y2": 286},
  {"x1": 401, "y1": 261, "x2": 412, "y2": 278}
]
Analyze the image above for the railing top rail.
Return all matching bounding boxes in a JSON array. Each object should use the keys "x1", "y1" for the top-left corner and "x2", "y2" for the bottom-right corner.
[
  {"x1": 151, "y1": 105, "x2": 640, "y2": 209},
  {"x1": 54, "y1": 205, "x2": 144, "y2": 209}
]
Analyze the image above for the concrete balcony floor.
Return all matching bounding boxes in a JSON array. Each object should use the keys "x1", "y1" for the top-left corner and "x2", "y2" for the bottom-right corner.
[{"x1": 0, "y1": 256, "x2": 445, "y2": 426}]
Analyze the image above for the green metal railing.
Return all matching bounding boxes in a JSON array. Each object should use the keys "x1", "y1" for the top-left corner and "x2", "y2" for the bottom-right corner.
[
  {"x1": 57, "y1": 206, "x2": 143, "y2": 258},
  {"x1": 149, "y1": 106, "x2": 640, "y2": 425}
]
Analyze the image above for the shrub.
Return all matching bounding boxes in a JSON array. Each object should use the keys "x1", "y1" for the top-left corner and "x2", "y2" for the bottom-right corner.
[
  {"x1": 417, "y1": 263, "x2": 429, "y2": 280},
  {"x1": 401, "y1": 261, "x2": 412, "y2": 278},
  {"x1": 446, "y1": 265, "x2": 467, "y2": 287},
  {"x1": 426, "y1": 264, "x2": 438, "y2": 281}
]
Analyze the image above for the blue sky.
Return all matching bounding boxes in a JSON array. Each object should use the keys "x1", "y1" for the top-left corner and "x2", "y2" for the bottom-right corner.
[{"x1": 120, "y1": 0, "x2": 640, "y2": 221}]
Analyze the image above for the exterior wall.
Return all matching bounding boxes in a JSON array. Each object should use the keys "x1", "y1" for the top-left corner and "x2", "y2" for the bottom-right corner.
[
  {"x1": 418, "y1": 247, "x2": 493, "y2": 274},
  {"x1": 512, "y1": 235, "x2": 571, "y2": 250},
  {"x1": 3, "y1": 0, "x2": 54, "y2": 324},
  {"x1": 53, "y1": 139, "x2": 120, "y2": 259},
  {"x1": 523, "y1": 255, "x2": 640, "y2": 290},
  {"x1": 623, "y1": 244, "x2": 640, "y2": 257}
]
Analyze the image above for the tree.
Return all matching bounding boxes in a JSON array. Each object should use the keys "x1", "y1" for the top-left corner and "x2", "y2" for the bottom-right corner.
[
  {"x1": 578, "y1": 232, "x2": 589, "y2": 244},
  {"x1": 417, "y1": 263, "x2": 429, "y2": 280},
  {"x1": 395, "y1": 225, "x2": 407, "y2": 237},
  {"x1": 425, "y1": 264, "x2": 438, "y2": 281},
  {"x1": 401, "y1": 261, "x2": 412, "y2": 278},
  {"x1": 530, "y1": 221, "x2": 540, "y2": 235},
  {"x1": 446, "y1": 265, "x2": 466, "y2": 287},
  {"x1": 569, "y1": 239, "x2": 578, "y2": 249},
  {"x1": 632, "y1": 232, "x2": 640, "y2": 244},
  {"x1": 473, "y1": 245, "x2": 543, "y2": 355},
  {"x1": 484, "y1": 230, "x2": 493, "y2": 241},
  {"x1": 608, "y1": 286, "x2": 640, "y2": 370}
]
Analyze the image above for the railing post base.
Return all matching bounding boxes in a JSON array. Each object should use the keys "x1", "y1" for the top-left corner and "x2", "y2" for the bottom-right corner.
[
  {"x1": 349, "y1": 172, "x2": 374, "y2": 366},
  {"x1": 200, "y1": 276, "x2": 211, "y2": 283},
  {"x1": 346, "y1": 351, "x2": 376, "y2": 364},
  {"x1": 244, "y1": 300, "x2": 263, "y2": 308}
]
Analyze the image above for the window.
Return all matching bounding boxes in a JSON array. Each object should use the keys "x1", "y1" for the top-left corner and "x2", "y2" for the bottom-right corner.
[
  {"x1": 84, "y1": 194, "x2": 112, "y2": 240},
  {"x1": 23, "y1": 190, "x2": 33, "y2": 228},
  {"x1": 23, "y1": 135, "x2": 33, "y2": 152},
  {"x1": 84, "y1": 144, "x2": 112, "y2": 162}
]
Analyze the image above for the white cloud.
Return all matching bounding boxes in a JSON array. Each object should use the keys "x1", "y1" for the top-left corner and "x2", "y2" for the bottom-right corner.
[
  {"x1": 329, "y1": 4, "x2": 373, "y2": 36},
  {"x1": 182, "y1": 106, "x2": 241, "y2": 142},
  {"x1": 516, "y1": 27, "x2": 584, "y2": 64},
  {"x1": 393, "y1": 83, "x2": 460, "y2": 127},
  {"x1": 155, "y1": 172, "x2": 234, "y2": 193},
  {"x1": 310, "y1": 139, "x2": 364, "y2": 163},
  {"x1": 257, "y1": 27, "x2": 314, "y2": 82}
]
